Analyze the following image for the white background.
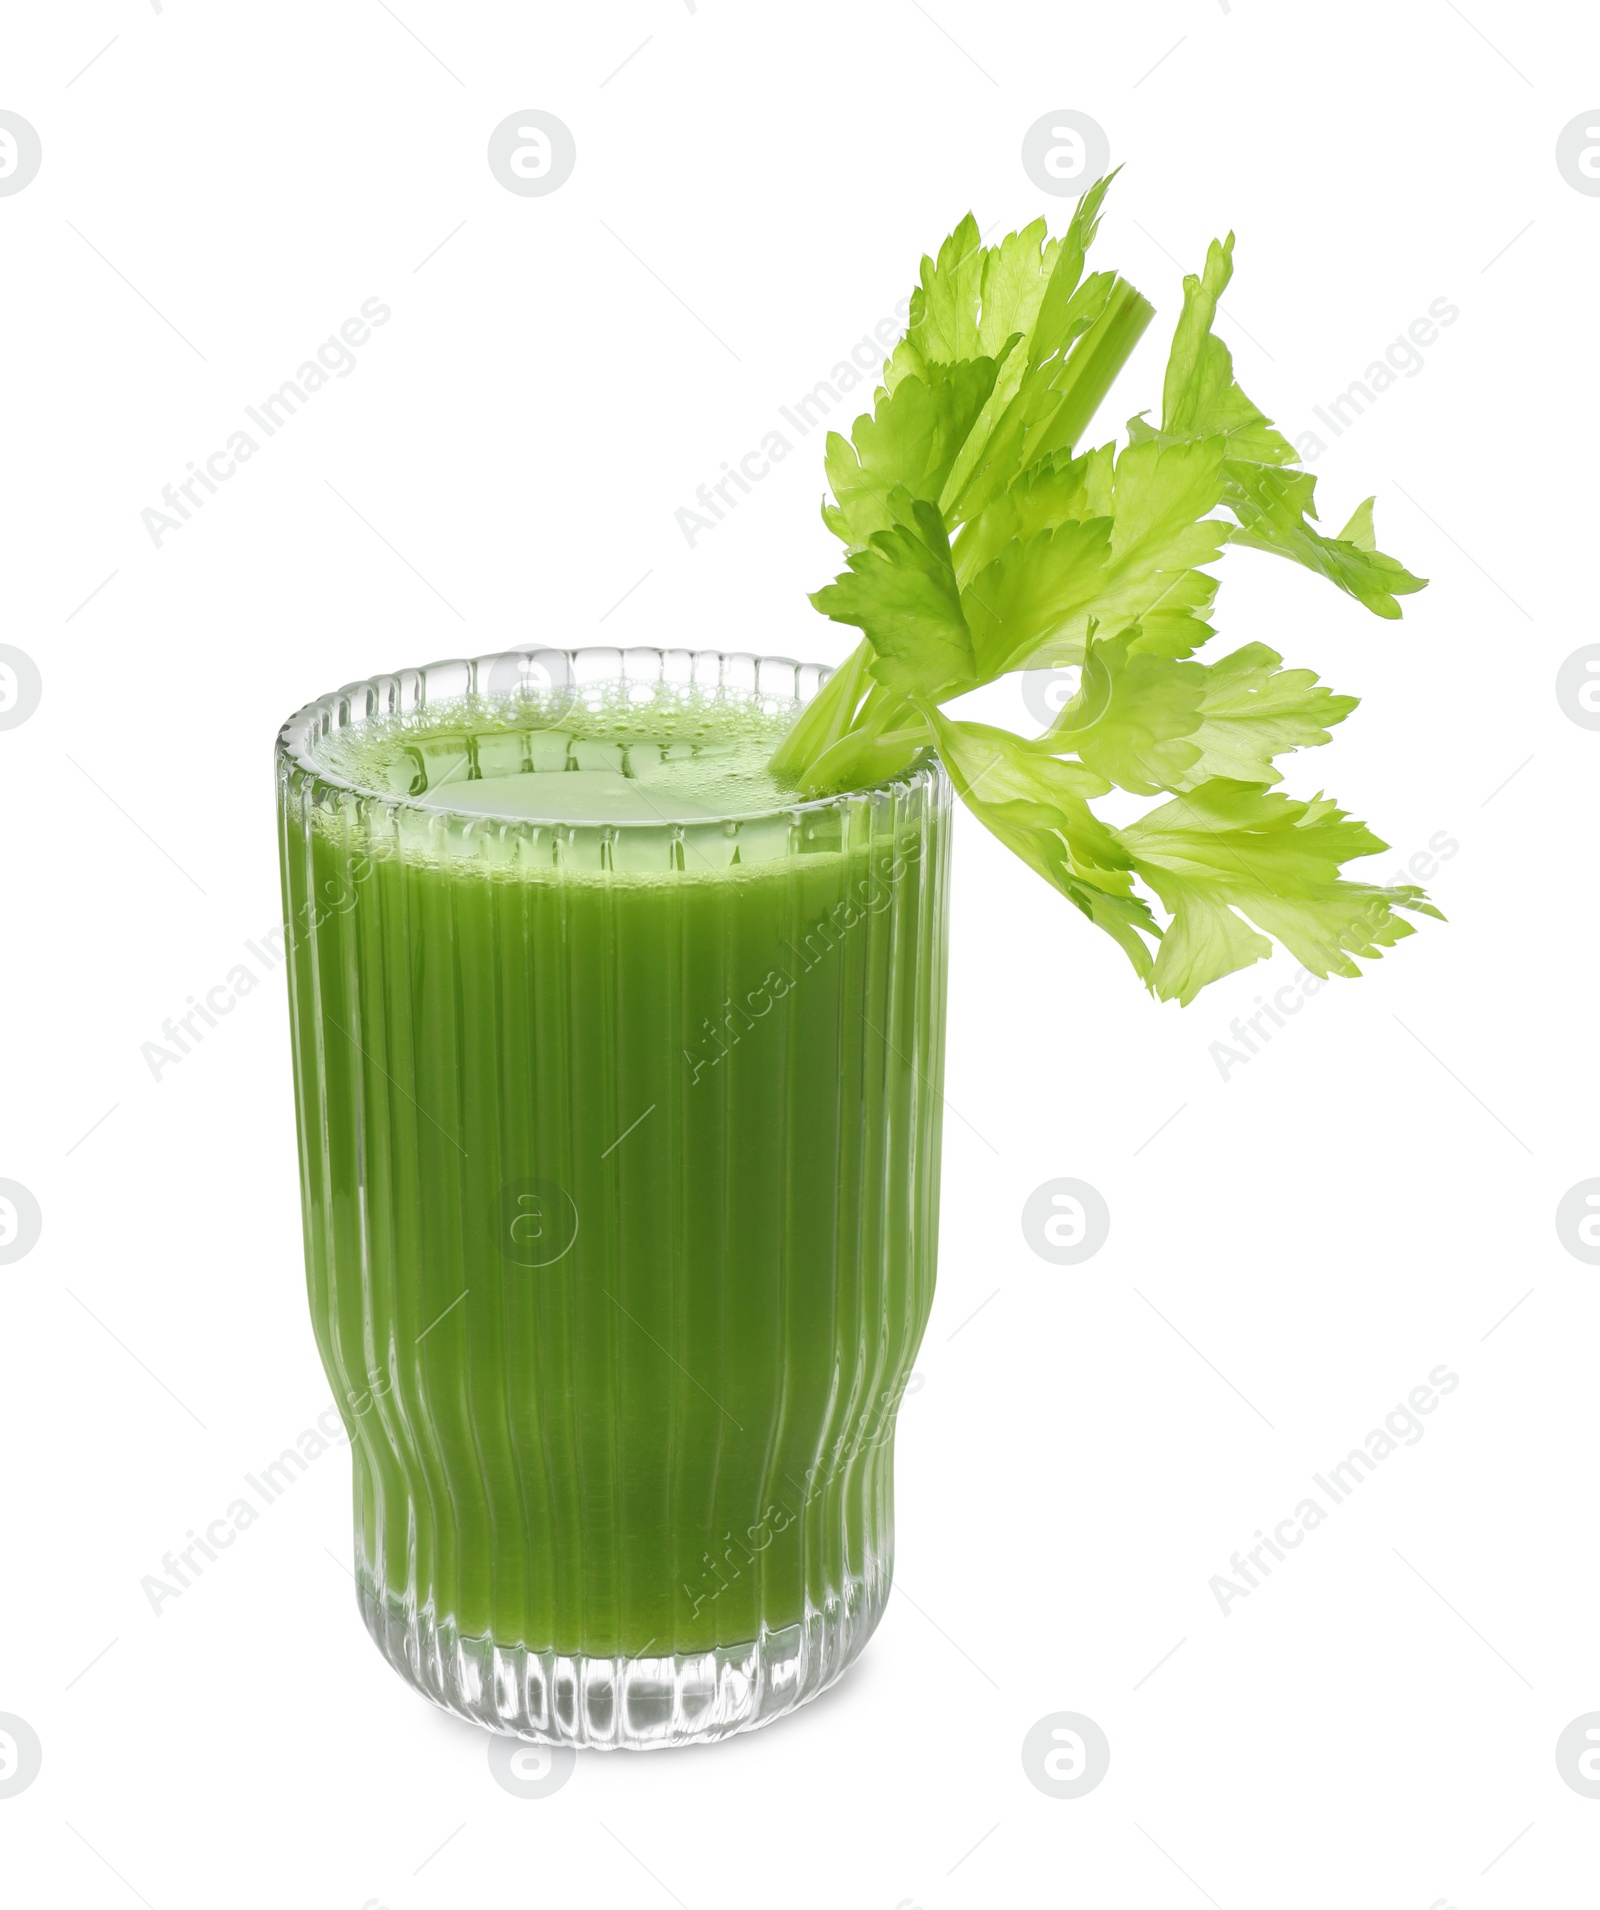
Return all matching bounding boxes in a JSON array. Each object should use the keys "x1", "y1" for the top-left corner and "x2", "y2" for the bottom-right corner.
[{"x1": 2, "y1": 2, "x2": 1595, "y2": 1905}]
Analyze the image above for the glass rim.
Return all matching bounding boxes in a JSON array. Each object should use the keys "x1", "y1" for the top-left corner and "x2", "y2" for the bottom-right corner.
[{"x1": 275, "y1": 644, "x2": 940, "y2": 831}]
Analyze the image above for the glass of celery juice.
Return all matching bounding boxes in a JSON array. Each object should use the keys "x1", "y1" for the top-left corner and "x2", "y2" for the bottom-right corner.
[{"x1": 276, "y1": 646, "x2": 950, "y2": 1747}]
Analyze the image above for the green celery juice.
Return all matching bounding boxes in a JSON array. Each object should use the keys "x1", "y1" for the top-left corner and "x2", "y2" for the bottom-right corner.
[{"x1": 279, "y1": 663, "x2": 950, "y2": 1680}]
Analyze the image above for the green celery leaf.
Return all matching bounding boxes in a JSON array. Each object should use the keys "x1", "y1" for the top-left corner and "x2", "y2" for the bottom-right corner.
[
  {"x1": 1153, "y1": 235, "x2": 1296, "y2": 463},
  {"x1": 771, "y1": 201, "x2": 1440, "y2": 1007},
  {"x1": 821, "y1": 355, "x2": 1008, "y2": 551},
  {"x1": 1083, "y1": 436, "x2": 1229, "y2": 654},
  {"x1": 1025, "y1": 635, "x2": 1355, "y2": 796},
  {"x1": 1176, "y1": 642, "x2": 1358, "y2": 787},
  {"x1": 961, "y1": 518, "x2": 1114, "y2": 678},
  {"x1": 924, "y1": 707, "x2": 1160, "y2": 981},
  {"x1": 811, "y1": 499, "x2": 976, "y2": 699},
  {"x1": 885, "y1": 218, "x2": 1009, "y2": 387},
  {"x1": 961, "y1": 436, "x2": 1229, "y2": 677},
  {"x1": 944, "y1": 272, "x2": 1148, "y2": 523},
  {"x1": 1119, "y1": 781, "x2": 1441, "y2": 1003},
  {"x1": 892, "y1": 180, "x2": 1145, "y2": 523},
  {"x1": 1067, "y1": 635, "x2": 1205, "y2": 794},
  {"x1": 1133, "y1": 234, "x2": 1426, "y2": 619},
  {"x1": 954, "y1": 445, "x2": 1111, "y2": 581},
  {"x1": 1135, "y1": 876, "x2": 1272, "y2": 1004},
  {"x1": 1118, "y1": 573, "x2": 1219, "y2": 660},
  {"x1": 1226, "y1": 467, "x2": 1427, "y2": 617},
  {"x1": 887, "y1": 178, "x2": 1113, "y2": 390},
  {"x1": 954, "y1": 445, "x2": 1218, "y2": 657}
]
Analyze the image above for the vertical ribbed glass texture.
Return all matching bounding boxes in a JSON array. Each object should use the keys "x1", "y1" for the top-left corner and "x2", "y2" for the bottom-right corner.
[{"x1": 275, "y1": 647, "x2": 950, "y2": 1747}]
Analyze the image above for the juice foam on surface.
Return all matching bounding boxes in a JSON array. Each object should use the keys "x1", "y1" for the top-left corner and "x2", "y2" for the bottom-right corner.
[{"x1": 321, "y1": 686, "x2": 801, "y2": 825}]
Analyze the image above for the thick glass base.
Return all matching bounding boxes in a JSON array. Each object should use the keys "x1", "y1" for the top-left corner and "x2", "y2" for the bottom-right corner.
[{"x1": 355, "y1": 1560, "x2": 891, "y2": 1750}]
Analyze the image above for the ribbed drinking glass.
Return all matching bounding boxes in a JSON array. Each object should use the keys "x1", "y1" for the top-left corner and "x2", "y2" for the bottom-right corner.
[{"x1": 275, "y1": 646, "x2": 951, "y2": 1747}]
